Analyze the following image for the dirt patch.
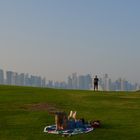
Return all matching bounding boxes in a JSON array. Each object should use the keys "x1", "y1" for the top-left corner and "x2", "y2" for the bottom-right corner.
[{"x1": 21, "y1": 103, "x2": 63, "y2": 115}]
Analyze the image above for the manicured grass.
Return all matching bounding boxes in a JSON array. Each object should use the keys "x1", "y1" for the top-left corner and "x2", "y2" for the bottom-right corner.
[{"x1": 0, "y1": 85, "x2": 140, "y2": 140}]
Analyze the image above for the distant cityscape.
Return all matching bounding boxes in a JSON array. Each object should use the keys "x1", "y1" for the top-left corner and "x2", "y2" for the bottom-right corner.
[
  {"x1": 48, "y1": 73, "x2": 140, "y2": 91},
  {"x1": 0, "y1": 69, "x2": 46, "y2": 87},
  {"x1": 0, "y1": 69, "x2": 140, "y2": 91}
]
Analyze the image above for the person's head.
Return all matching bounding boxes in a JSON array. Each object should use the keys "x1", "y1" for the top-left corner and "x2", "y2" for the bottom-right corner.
[
  {"x1": 95, "y1": 75, "x2": 97, "y2": 78},
  {"x1": 55, "y1": 112, "x2": 67, "y2": 130}
]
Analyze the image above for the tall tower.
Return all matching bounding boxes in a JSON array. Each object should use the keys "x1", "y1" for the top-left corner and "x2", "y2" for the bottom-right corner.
[
  {"x1": 0, "y1": 69, "x2": 4, "y2": 84},
  {"x1": 6, "y1": 71, "x2": 14, "y2": 85},
  {"x1": 67, "y1": 76, "x2": 72, "y2": 89},
  {"x1": 104, "y1": 74, "x2": 110, "y2": 91},
  {"x1": 72, "y1": 73, "x2": 78, "y2": 89}
]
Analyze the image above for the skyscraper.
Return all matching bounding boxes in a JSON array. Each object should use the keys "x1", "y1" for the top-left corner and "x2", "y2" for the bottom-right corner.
[
  {"x1": 6, "y1": 71, "x2": 15, "y2": 85},
  {"x1": 0, "y1": 69, "x2": 4, "y2": 84},
  {"x1": 41, "y1": 77, "x2": 46, "y2": 87},
  {"x1": 103, "y1": 74, "x2": 110, "y2": 91},
  {"x1": 72, "y1": 73, "x2": 78, "y2": 89},
  {"x1": 67, "y1": 76, "x2": 72, "y2": 89},
  {"x1": 18, "y1": 73, "x2": 25, "y2": 86},
  {"x1": 78, "y1": 75, "x2": 85, "y2": 89},
  {"x1": 84, "y1": 74, "x2": 92, "y2": 89}
]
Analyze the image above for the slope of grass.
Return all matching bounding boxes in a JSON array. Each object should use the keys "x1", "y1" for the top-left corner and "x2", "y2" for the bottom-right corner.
[{"x1": 0, "y1": 85, "x2": 140, "y2": 140}]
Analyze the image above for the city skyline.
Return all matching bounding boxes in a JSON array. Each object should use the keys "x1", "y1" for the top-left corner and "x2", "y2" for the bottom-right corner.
[
  {"x1": 0, "y1": 0, "x2": 140, "y2": 83},
  {"x1": 0, "y1": 68, "x2": 139, "y2": 91},
  {"x1": 0, "y1": 68, "x2": 46, "y2": 87}
]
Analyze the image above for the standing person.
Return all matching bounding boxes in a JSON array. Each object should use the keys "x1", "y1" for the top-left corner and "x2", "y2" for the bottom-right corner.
[{"x1": 94, "y1": 75, "x2": 99, "y2": 91}]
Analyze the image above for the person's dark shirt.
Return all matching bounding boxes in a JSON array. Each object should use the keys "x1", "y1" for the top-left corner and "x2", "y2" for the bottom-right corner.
[{"x1": 94, "y1": 78, "x2": 99, "y2": 85}]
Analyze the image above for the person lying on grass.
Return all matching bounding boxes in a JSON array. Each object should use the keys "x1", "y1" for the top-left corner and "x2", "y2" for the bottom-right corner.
[{"x1": 55, "y1": 111, "x2": 85, "y2": 130}]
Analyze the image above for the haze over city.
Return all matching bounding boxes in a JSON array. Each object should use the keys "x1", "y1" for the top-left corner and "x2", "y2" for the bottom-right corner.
[{"x1": 0, "y1": 0, "x2": 140, "y2": 83}]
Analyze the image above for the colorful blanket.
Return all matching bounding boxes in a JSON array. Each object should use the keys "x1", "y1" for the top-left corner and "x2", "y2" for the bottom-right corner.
[{"x1": 44, "y1": 124, "x2": 94, "y2": 136}]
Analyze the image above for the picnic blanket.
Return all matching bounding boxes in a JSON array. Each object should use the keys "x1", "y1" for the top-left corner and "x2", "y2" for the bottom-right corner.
[{"x1": 44, "y1": 124, "x2": 94, "y2": 136}]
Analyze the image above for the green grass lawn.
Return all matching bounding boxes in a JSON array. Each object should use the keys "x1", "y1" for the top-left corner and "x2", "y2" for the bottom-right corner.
[{"x1": 0, "y1": 85, "x2": 140, "y2": 140}]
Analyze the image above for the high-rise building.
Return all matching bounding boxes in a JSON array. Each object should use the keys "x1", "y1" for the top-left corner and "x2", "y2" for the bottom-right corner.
[
  {"x1": 84, "y1": 74, "x2": 92, "y2": 89},
  {"x1": 0, "y1": 69, "x2": 4, "y2": 84},
  {"x1": 103, "y1": 74, "x2": 110, "y2": 91},
  {"x1": 67, "y1": 76, "x2": 72, "y2": 89},
  {"x1": 24, "y1": 74, "x2": 29, "y2": 86},
  {"x1": 77, "y1": 74, "x2": 92, "y2": 90},
  {"x1": 18, "y1": 73, "x2": 25, "y2": 86},
  {"x1": 72, "y1": 73, "x2": 78, "y2": 89},
  {"x1": 78, "y1": 75, "x2": 85, "y2": 89},
  {"x1": 14, "y1": 72, "x2": 19, "y2": 85},
  {"x1": 6, "y1": 71, "x2": 15, "y2": 85},
  {"x1": 108, "y1": 78, "x2": 112, "y2": 91},
  {"x1": 116, "y1": 79, "x2": 120, "y2": 91},
  {"x1": 30, "y1": 75, "x2": 42, "y2": 87},
  {"x1": 47, "y1": 80, "x2": 53, "y2": 88},
  {"x1": 41, "y1": 77, "x2": 46, "y2": 87}
]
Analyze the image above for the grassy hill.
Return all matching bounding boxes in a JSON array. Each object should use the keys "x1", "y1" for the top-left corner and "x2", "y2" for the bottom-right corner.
[{"x1": 0, "y1": 85, "x2": 140, "y2": 140}]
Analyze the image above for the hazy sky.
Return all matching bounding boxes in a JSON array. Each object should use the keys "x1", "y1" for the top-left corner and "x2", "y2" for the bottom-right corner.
[{"x1": 0, "y1": 0, "x2": 140, "y2": 83}]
